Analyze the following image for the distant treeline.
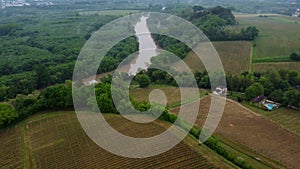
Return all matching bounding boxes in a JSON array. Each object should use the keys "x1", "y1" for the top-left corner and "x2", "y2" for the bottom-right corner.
[{"x1": 171, "y1": 6, "x2": 259, "y2": 41}]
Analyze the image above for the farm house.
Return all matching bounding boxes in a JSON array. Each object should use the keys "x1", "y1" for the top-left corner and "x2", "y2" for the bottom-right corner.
[{"x1": 250, "y1": 95, "x2": 280, "y2": 111}]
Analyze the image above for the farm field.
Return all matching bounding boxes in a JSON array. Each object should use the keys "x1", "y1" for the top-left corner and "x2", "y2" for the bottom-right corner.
[
  {"x1": 242, "y1": 104, "x2": 300, "y2": 136},
  {"x1": 0, "y1": 126, "x2": 23, "y2": 168},
  {"x1": 170, "y1": 95, "x2": 300, "y2": 169},
  {"x1": 235, "y1": 14, "x2": 300, "y2": 59},
  {"x1": 0, "y1": 111, "x2": 230, "y2": 169},
  {"x1": 253, "y1": 62, "x2": 300, "y2": 74},
  {"x1": 182, "y1": 41, "x2": 251, "y2": 75},
  {"x1": 130, "y1": 85, "x2": 207, "y2": 108}
]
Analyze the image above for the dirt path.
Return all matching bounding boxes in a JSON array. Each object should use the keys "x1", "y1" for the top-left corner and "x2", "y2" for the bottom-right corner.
[
  {"x1": 249, "y1": 45, "x2": 254, "y2": 73},
  {"x1": 23, "y1": 125, "x2": 34, "y2": 169}
]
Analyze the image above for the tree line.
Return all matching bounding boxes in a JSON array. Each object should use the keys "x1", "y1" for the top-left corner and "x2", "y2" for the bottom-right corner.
[
  {"x1": 180, "y1": 6, "x2": 260, "y2": 41},
  {"x1": 133, "y1": 68, "x2": 300, "y2": 108}
]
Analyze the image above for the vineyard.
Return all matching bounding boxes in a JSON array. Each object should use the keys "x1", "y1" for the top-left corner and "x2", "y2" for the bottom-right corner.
[
  {"x1": 244, "y1": 105, "x2": 300, "y2": 136},
  {"x1": 267, "y1": 109, "x2": 300, "y2": 136},
  {"x1": 0, "y1": 126, "x2": 23, "y2": 168},
  {"x1": 170, "y1": 95, "x2": 300, "y2": 169},
  {"x1": 253, "y1": 62, "x2": 300, "y2": 74},
  {"x1": 0, "y1": 112, "x2": 223, "y2": 169}
]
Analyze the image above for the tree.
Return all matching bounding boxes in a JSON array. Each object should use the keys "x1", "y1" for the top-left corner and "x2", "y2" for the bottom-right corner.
[
  {"x1": 38, "y1": 82, "x2": 73, "y2": 110},
  {"x1": 245, "y1": 82, "x2": 264, "y2": 100},
  {"x1": 259, "y1": 77, "x2": 274, "y2": 96},
  {"x1": 0, "y1": 103, "x2": 17, "y2": 128},
  {"x1": 88, "y1": 83, "x2": 118, "y2": 114},
  {"x1": 265, "y1": 68, "x2": 281, "y2": 89},
  {"x1": 0, "y1": 85, "x2": 8, "y2": 101},
  {"x1": 282, "y1": 89, "x2": 300, "y2": 107},
  {"x1": 290, "y1": 53, "x2": 300, "y2": 61},
  {"x1": 35, "y1": 65, "x2": 50, "y2": 89},
  {"x1": 269, "y1": 89, "x2": 284, "y2": 103},
  {"x1": 14, "y1": 94, "x2": 38, "y2": 119},
  {"x1": 278, "y1": 69, "x2": 289, "y2": 80},
  {"x1": 278, "y1": 80, "x2": 290, "y2": 91},
  {"x1": 193, "y1": 6, "x2": 204, "y2": 12},
  {"x1": 288, "y1": 71, "x2": 299, "y2": 86},
  {"x1": 136, "y1": 74, "x2": 151, "y2": 88},
  {"x1": 199, "y1": 75, "x2": 210, "y2": 89}
]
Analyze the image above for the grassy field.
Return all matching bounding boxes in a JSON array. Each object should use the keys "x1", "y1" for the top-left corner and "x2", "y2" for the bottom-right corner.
[
  {"x1": 0, "y1": 111, "x2": 232, "y2": 169},
  {"x1": 79, "y1": 10, "x2": 141, "y2": 16},
  {"x1": 235, "y1": 14, "x2": 300, "y2": 60},
  {"x1": 170, "y1": 95, "x2": 300, "y2": 169},
  {"x1": 181, "y1": 41, "x2": 251, "y2": 75},
  {"x1": 129, "y1": 85, "x2": 207, "y2": 108}
]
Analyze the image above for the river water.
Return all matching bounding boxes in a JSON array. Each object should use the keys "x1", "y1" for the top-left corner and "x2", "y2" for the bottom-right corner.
[{"x1": 129, "y1": 14, "x2": 159, "y2": 75}]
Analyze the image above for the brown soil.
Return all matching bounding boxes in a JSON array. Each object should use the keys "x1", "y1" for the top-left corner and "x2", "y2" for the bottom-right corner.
[{"x1": 170, "y1": 95, "x2": 300, "y2": 169}]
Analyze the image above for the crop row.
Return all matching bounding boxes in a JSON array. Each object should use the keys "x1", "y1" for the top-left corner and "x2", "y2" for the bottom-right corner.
[
  {"x1": 0, "y1": 126, "x2": 23, "y2": 169},
  {"x1": 27, "y1": 113, "x2": 215, "y2": 169}
]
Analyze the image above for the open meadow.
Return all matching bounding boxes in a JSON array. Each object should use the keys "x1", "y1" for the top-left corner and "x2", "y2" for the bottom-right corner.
[
  {"x1": 235, "y1": 14, "x2": 300, "y2": 60},
  {"x1": 130, "y1": 85, "x2": 207, "y2": 108},
  {"x1": 181, "y1": 41, "x2": 251, "y2": 75}
]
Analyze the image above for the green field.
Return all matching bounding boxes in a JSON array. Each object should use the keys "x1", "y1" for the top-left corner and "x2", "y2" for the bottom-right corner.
[
  {"x1": 130, "y1": 85, "x2": 207, "y2": 108},
  {"x1": 181, "y1": 41, "x2": 251, "y2": 75},
  {"x1": 235, "y1": 14, "x2": 300, "y2": 60},
  {"x1": 79, "y1": 10, "x2": 141, "y2": 16}
]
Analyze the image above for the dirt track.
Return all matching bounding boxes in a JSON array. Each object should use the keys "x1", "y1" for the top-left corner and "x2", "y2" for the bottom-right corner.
[{"x1": 170, "y1": 95, "x2": 300, "y2": 169}]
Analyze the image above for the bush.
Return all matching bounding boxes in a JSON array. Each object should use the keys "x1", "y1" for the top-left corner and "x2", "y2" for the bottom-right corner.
[
  {"x1": 290, "y1": 53, "x2": 300, "y2": 61},
  {"x1": 0, "y1": 103, "x2": 18, "y2": 128},
  {"x1": 136, "y1": 74, "x2": 151, "y2": 88}
]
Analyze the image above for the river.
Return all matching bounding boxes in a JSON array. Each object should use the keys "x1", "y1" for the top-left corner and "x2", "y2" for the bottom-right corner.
[
  {"x1": 129, "y1": 14, "x2": 159, "y2": 75},
  {"x1": 84, "y1": 14, "x2": 158, "y2": 85}
]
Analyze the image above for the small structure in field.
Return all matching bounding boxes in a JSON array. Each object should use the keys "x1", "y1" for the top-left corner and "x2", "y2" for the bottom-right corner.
[
  {"x1": 250, "y1": 95, "x2": 280, "y2": 111},
  {"x1": 213, "y1": 86, "x2": 227, "y2": 96},
  {"x1": 87, "y1": 80, "x2": 98, "y2": 85}
]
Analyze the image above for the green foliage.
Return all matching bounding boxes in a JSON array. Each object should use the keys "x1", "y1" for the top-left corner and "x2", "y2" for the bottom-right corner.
[
  {"x1": 269, "y1": 89, "x2": 284, "y2": 103},
  {"x1": 188, "y1": 6, "x2": 259, "y2": 41},
  {"x1": 38, "y1": 82, "x2": 73, "y2": 110},
  {"x1": 101, "y1": 75, "x2": 113, "y2": 84},
  {"x1": 245, "y1": 82, "x2": 264, "y2": 100},
  {"x1": 152, "y1": 34, "x2": 191, "y2": 59},
  {"x1": 34, "y1": 65, "x2": 50, "y2": 89},
  {"x1": 14, "y1": 94, "x2": 39, "y2": 119},
  {"x1": 0, "y1": 103, "x2": 17, "y2": 128},
  {"x1": 0, "y1": 23, "x2": 20, "y2": 36},
  {"x1": 282, "y1": 89, "x2": 300, "y2": 107},
  {"x1": 88, "y1": 83, "x2": 118, "y2": 114},
  {"x1": 136, "y1": 74, "x2": 151, "y2": 88},
  {"x1": 290, "y1": 53, "x2": 300, "y2": 61}
]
